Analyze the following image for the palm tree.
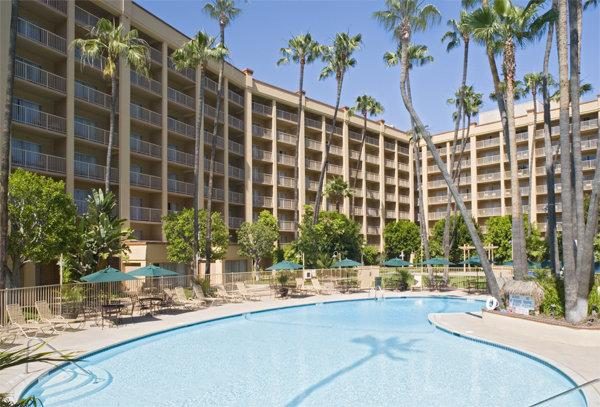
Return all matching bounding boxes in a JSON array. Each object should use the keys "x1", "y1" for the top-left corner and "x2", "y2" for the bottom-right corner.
[
  {"x1": 202, "y1": 0, "x2": 240, "y2": 275},
  {"x1": 313, "y1": 32, "x2": 362, "y2": 224},
  {"x1": 324, "y1": 177, "x2": 352, "y2": 212},
  {"x1": 350, "y1": 95, "x2": 384, "y2": 216},
  {"x1": 172, "y1": 32, "x2": 227, "y2": 277},
  {"x1": 277, "y1": 33, "x2": 322, "y2": 237},
  {"x1": 0, "y1": 0, "x2": 18, "y2": 290},
  {"x1": 468, "y1": 0, "x2": 545, "y2": 280},
  {"x1": 374, "y1": 0, "x2": 501, "y2": 300},
  {"x1": 72, "y1": 18, "x2": 150, "y2": 193}
]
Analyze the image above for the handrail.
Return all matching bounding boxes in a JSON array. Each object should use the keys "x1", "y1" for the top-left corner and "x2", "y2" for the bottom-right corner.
[
  {"x1": 529, "y1": 378, "x2": 599, "y2": 406},
  {"x1": 26, "y1": 337, "x2": 100, "y2": 381}
]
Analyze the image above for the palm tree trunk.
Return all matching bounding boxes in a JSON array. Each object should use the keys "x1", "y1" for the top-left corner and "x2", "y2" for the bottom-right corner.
[
  {"x1": 399, "y1": 33, "x2": 500, "y2": 300},
  {"x1": 105, "y1": 75, "x2": 117, "y2": 193},
  {"x1": 503, "y1": 39, "x2": 528, "y2": 280},
  {"x1": 527, "y1": 89, "x2": 537, "y2": 233},
  {"x1": 0, "y1": 0, "x2": 18, "y2": 289},
  {"x1": 351, "y1": 113, "x2": 367, "y2": 220},
  {"x1": 193, "y1": 67, "x2": 206, "y2": 277},
  {"x1": 293, "y1": 61, "x2": 305, "y2": 238},
  {"x1": 205, "y1": 22, "x2": 226, "y2": 276},
  {"x1": 313, "y1": 76, "x2": 343, "y2": 224},
  {"x1": 542, "y1": 10, "x2": 559, "y2": 276}
]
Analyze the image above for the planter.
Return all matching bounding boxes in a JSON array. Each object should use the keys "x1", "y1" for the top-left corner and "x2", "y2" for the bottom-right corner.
[{"x1": 278, "y1": 287, "x2": 289, "y2": 298}]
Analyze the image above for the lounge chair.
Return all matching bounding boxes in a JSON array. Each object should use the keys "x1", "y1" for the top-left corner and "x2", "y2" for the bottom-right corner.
[
  {"x1": 174, "y1": 287, "x2": 205, "y2": 309},
  {"x1": 235, "y1": 282, "x2": 262, "y2": 301},
  {"x1": 192, "y1": 284, "x2": 222, "y2": 306},
  {"x1": 411, "y1": 275, "x2": 423, "y2": 291},
  {"x1": 311, "y1": 278, "x2": 336, "y2": 295},
  {"x1": 0, "y1": 324, "x2": 17, "y2": 345},
  {"x1": 35, "y1": 300, "x2": 85, "y2": 331},
  {"x1": 6, "y1": 304, "x2": 53, "y2": 338},
  {"x1": 214, "y1": 285, "x2": 243, "y2": 303},
  {"x1": 293, "y1": 278, "x2": 313, "y2": 296}
]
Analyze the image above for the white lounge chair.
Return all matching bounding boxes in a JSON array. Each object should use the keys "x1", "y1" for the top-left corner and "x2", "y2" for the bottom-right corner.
[
  {"x1": 6, "y1": 304, "x2": 53, "y2": 338},
  {"x1": 294, "y1": 278, "x2": 314, "y2": 296},
  {"x1": 215, "y1": 285, "x2": 243, "y2": 303},
  {"x1": 174, "y1": 287, "x2": 205, "y2": 309},
  {"x1": 192, "y1": 284, "x2": 222, "y2": 306},
  {"x1": 311, "y1": 278, "x2": 336, "y2": 295},
  {"x1": 235, "y1": 282, "x2": 262, "y2": 301},
  {"x1": 35, "y1": 300, "x2": 85, "y2": 331}
]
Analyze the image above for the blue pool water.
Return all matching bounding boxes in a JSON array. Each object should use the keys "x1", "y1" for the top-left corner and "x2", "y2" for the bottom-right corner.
[{"x1": 24, "y1": 298, "x2": 585, "y2": 406}]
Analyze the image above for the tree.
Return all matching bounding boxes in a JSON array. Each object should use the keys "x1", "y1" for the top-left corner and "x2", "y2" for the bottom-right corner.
[
  {"x1": 383, "y1": 220, "x2": 421, "y2": 260},
  {"x1": 293, "y1": 206, "x2": 321, "y2": 267},
  {"x1": 163, "y1": 208, "x2": 228, "y2": 271},
  {"x1": 324, "y1": 177, "x2": 352, "y2": 212},
  {"x1": 431, "y1": 214, "x2": 480, "y2": 264},
  {"x1": 526, "y1": 224, "x2": 547, "y2": 262},
  {"x1": 238, "y1": 210, "x2": 279, "y2": 272},
  {"x1": 202, "y1": 0, "x2": 240, "y2": 276},
  {"x1": 374, "y1": 0, "x2": 501, "y2": 300},
  {"x1": 362, "y1": 245, "x2": 380, "y2": 266},
  {"x1": 350, "y1": 95, "x2": 384, "y2": 216},
  {"x1": 277, "y1": 33, "x2": 322, "y2": 237},
  {"x1": 72, "y1": 18, "x2": 150, "y2": 193},
  {"x1": 172, "y1": 31, "x2": 227, "y2": 277},
  {"x1": 484, "y1": 216, "x2": 513, "y2": 264},
  {"x1": 313, "y1": 32, "x2": 362, "y2": 223},
  {"x1": 65, "y1": 189, "x2": 132, "y2": 281},
  {"x1": 0, "y1": 0, "x2": 18, "y2": 290},
  {"x1": 7, "y1": 170, "x2": 77, "y2": 287}
]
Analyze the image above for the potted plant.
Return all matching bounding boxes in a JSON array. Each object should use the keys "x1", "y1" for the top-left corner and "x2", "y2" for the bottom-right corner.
[{"x1": 277, "y1": 271, "x2": 290, "y2": 297}]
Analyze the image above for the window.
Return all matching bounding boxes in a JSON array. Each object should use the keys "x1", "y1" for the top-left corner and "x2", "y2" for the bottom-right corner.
[
  {"x1": 130, "y1": 197, "x2": 143, "y2": 207},
  {"x1": 224, "y1": 260, "x2": 248, "y2": 273},
  {"x1": 12, "y1": 139, "x2": 42, "y2": 168}
]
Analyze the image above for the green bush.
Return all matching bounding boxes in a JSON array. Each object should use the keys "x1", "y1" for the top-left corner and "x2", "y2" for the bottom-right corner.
[
  {"x1": 194, "y1": 277, "x2": 215, "y2": 297},
  {"x1": 533, "y1": 270, "x2": 564, "y2": 317},
  {"x1": 382, "y1": 269, "x2": 414, "y2": 291},
  {"x1": 588, "y1": 281, "x2": 600, "y2": 315}
]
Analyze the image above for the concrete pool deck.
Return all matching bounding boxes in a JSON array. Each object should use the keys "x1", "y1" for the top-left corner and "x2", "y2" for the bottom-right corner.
[{"x1": 1, "y1": 290, "x2": 598, "y2": 405}]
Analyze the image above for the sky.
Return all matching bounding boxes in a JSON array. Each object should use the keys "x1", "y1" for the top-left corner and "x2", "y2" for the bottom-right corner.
[{"x1": 137, "y1": 0, "x2": 600, "y2": 133}]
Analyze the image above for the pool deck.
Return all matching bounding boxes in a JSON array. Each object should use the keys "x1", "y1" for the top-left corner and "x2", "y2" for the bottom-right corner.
[{"x1": 2, "y1": 290, "x2": 598, "y2": 405}]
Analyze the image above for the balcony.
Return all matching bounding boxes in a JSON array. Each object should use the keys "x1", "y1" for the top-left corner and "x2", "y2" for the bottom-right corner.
[
  {"x1": 477, "y1": 155, "x2": 501, "y2": 166},
  {"x1": 478, "y1": 207, "x2": 502, "y2": 217},
  {"x1": 367, "y1": 226, "x2": 380, "y2": 235},
  {"x1": 130, "y1": 171, "x2": 162, "y2": 190},
  {"x1": 252, "y1": 170, "x2": 272, "y2": 185},
  {"x1": 228, "y1": 89, "x2": 244, "y2": 106},
  {"x1": 204, "y1": 186, "x2": 225, "y2": 201},
  {"x1": 278, "y1": 153, "x2": 295, "y2": 167},
  {"x1": 386, "y1": 210, "x2": 396, "y2": 219},
  {"x1": 366, "y1": 190, "x2": 380, "y2": 200},
  {"x1": 305, "y1": 159, "x2": 321, "y2": 171},
  {"x1": 306, "y1": 179, "x2": 319, "y2": 191},
  {"x1": 168, "y1": 117, "x2": 194, "y2": 139},
  {"x1": 75, "y1": 6, "x2": 99, "y2": 29},
  {"x1": 366, "y1": 136, "x2": 379, "y2": 146},
  {"x1": 385, "y1": 193, "x2": 395, "y2": 201},
  {"x1": 74, "y1": 121, "x2": 112, "y2": 146},
  {"x1": 398, "y1": 196, "x2": 410, "y2": 204},
  {"x1": 305, "y1": 117, "x2": 321, "y2": 129},
  {"x1": 168, "y1": 87, "x2": 194, "y2": 110},
  {"x1": 278, "y1": 198, "x2": 296, "y2": 210},
  {"x1": 75, "y1": 82, "x2": 112, "y2": 109},
  {"x1": 330, "y1": 145, "x2": 343, "y2": 156},
  {"x1": 252, "y1": 147, "x2": 272, "y2": 162},
  {"x1": 205, "y1": 131, "x2": 225, "y2": 149},
  {"x1": 326, "y1": 124, "x2": 343, "y2": 136},
  {"x1": 167, "y1": 148, "x2": 194, "y2": 167},
  {"x1": 229, "y1": 165, "x2": 245, "y2": 181},
  {"x1": 277, "y1": 131, "x2": 297, "y2": 146},
  {"x1": 168, "y1": 179, "x2": 193, "y2": 196},
  {"x1": 398, "y1": 179, "x2": 410, "y2": 188},
  {"x1": 229, "y1": 191, "x2": 244, "y2": 205},
  {"x1": 252, "y1": 125, "x2": 271, "y2": 140},
  {"x1": 203, "y1": 77, "x2": 218, "y2": 93},
  {"x1": 279, "y1": 220, "x2": 296, "y2": 232},
  {"x1": 516, "y1": 150, "x2": 529, "y2": 160},
  {"x1": 306, "y1": 138, "x2": 321, "y2": 151},
  {"x1": 17, "y1": 18, "x2": 66, "y2": 54},
  {"x1": 277, "y1": 109, "x2": 298, "y2": 123},
  {"x1": 74, "y1": 47, "x2": 105, "y2": 71},
  {"x1": 15, "y1": 59, "x2": 66, "y2": 93},
  {"x1": 384, "y1": 140, "x2": 395, "y2": 151},
  {"x1": 253, "y1": 195, "x2": 273, "y2": 208},
  {"x1": 130, "y1": 206, "x2": 162, "y2": 223},
  {"x1": 516, "y1": 131, "x2": 529, "y2": 142},
  {"x1": 204, "y1": 158, "x2": 225, "y2": 175},
  {"x1": 130, "y1": 71, "x2": 161, "y2": 96},
  {"x1": 12, "y1": 104, "x2": 66, "y2": 135},
  {"x1": 535, "y1": 118, "x2": 598, "y2": 137},
  {"x1": 229, "y1": 139, "x2": 244, "y2": 156},
  {"x1": 12, "y1": 149, "x2": 65, "y2": 174},
  {"x1": 328, "y1": 163, "x2": 343, "y2": 175},
  {"x1": 366, "y1": 207, "x2": 380, "y2": 217},
  {"x1": 349, "y1": 130, "x2": 361, "y2": 142},
  {"x1": 252, "y1": 102, "x2": 271, "y2": 116},
  {"x1": 131, "y1": 138, "x2": 161, "y2": 158},
  {"x1": 479, "y1": 172, "x2": 501, "y2": 182},
  {"x1": 398, "y1": 162, "x2": 410, "y2": 172},
  {"x1": 36, "y1": 0, "x2": 67, "y2": 14},
  {"x1": 476, "y1": 138, "x2": 500, "y2": 149},
  {"x1": 353, "y1": 207, "x2": 363, "y2": 216},
  {"x1": 74, "y1": 161, "x2": 117, "y2": 182},
  {"x1": 130, "y1": 104, "x2": 161, "y2": 127},
  {"x1": 398, "y1": 145, "x2": 410, "y2": 155},
  {"x1": 149, "y1": 46, "x2": 162, "y2": 65},
  {"x1": 365, "y1": 172, "x2": 379, "y2": 182},
  {"x1": 229, "y1": 217, "x2": 244, "y2": 229},
  {"x1": 229, "y1": 115, "x2": 244, "y2": 131},
  {"x1": 385, "y1": 159, "x2": 395, "y2": 168},
  {"x1": 278, "y1": 175, "x2": 296, "y2": 188},
  {"x1": 429, "y1": 211, "x2": 446, "y2": 221},
  {"x1": 384, "y1": 176, "x2": 395, "y2": 185},
  {"x1": 428, "y1": 179, "x2": 447, "y2": 189},
  {"x1": 477, "y1": 189, "x2": 502, "y2": 199},
  {"x1": 167, "y1": 57, "x2": 195, "y2": 81}
]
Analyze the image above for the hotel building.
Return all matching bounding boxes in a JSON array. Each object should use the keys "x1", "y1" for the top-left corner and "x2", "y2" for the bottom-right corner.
[{"x1": 0, "y1": 0, "x2": 598, "y2": 285}]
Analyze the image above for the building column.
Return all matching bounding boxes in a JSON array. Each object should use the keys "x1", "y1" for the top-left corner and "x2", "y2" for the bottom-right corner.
[
  {"x1": 271, "y1": 101, "x2": 278, "y2": 220},
  {"x1": 298, "y1": 91, "x2": 306, "y2": 221},
  {"x1": 160, "y1": 41, "x2": 168, "y2": 238},
  {"x1": 118, "y1": 12, "x2": 132, "y2": 226},
  {"x1": 223, "y1": 79, "x2": 229, "y2": 226},
  {"x1": 242, "y1": 69, "x2": 253, "y2": 222},
  {"x1": 65, "y1": 1, "x2": 75, "y2": 194},
  {"x1": 499, "y1": 131, "x2": 506, "y2": 216},
  {"x1": 342, "y1": 110, "x2": 350, "y2": 216}
]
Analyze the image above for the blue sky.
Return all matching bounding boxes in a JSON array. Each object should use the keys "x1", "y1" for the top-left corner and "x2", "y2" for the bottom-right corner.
[{"x1": 137, "y1": 0, "x2": 599, "y2": 132}]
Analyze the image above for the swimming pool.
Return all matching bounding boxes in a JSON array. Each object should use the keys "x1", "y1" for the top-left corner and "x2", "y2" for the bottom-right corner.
[{"x1": 24, "y1": 297, "x2": 585, "y2": 406}]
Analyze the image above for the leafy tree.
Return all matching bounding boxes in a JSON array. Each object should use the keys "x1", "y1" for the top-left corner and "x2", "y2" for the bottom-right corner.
[
  {"x1": 431, "y1": 214, "x2": 480, "y2": 264},
  {"x1": 7, "y1": 169, "x2": 77, "y2": 287},
  {"x1": 237, "y1": 211, "x2": 279, "y2": 272},
  {"x1": 293, "y1": 206, "x2": 321, "y2": 267},
  {"x1": 383, "y1": 220, "x2": 421, "y2": 260},
  {"x1": 163, "y1": 208, "x2": 228, "y2": 271},
  {"x1": 324, "y1": 177, "x2": 352, "y2": 212},
  {"x1": 65, "y1": 189, "x2": 132, "y2": 281},
  {"x1": 362, "y1": 245, "x2": 380, "y2": 266},
  {"x1": 73, "y1": 18, "x2": 150, "y2": 192},
  {"x1": 484, "y1": 215, "x2": 513, "y2": 264},
  {"x1": 526, "y1": 224, "x2": 547, "y2": 262}
]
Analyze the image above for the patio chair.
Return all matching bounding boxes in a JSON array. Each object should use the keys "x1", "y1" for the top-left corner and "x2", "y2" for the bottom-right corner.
[
  {"x1": 6, "y1": 304, "x2": 53, "y2": 338},
  {"x1": 174, "y1": 287, "x2": 205, "y2": 309},
  {"x1": 293, "y1": 278, "x2": 313, "y2": 296},
  {"x1": 35, "y1": 300, "x2": 85, "y2": 331},
  {"x1": 311, "y1": 278, "x2": 335, "y2": 295},
  {"x1": 0, "y1": 324, "x2": 17, "y2": 345},
  {"x1": 192, "y1": 284, "x2": 222, "y2": 306},
  {"x1": 411, "y1": 275, "x2": 423, "y2": 291},
  {"x1": 214, "y1": 285, "x2": 243, "y2": 303},
  {"x1": 235, "y1": 282, "x2": 262, "y2": 301}
]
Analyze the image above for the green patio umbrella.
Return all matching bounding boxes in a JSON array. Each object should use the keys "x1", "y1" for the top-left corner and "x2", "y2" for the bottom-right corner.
[
  {"x1": 332, "y1": 258, "x2": 363, "y2": 268},
  {"x1": 81, "y1": 267, "x2": 137, "y2": 283},
  {"x1": 419, "y1": 257, "x2": 454, "y2": 266},
  {"x1": 383, "y1": 258, "x2": 411, "y2": 267},
  {"x1": 266, "y1": 260, "x2": 304, "y2": 271},
  {"x1": 129, "y1": 264, "x2": 179, "y2": 277},
  {"x1": 458, "y1": 256, "x2": 482, "y2": 266},
  {"x1": 502, "y1": 260, "x2": 541, "y2": 269}
]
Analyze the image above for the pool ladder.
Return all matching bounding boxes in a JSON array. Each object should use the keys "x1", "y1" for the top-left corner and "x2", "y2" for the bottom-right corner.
[
  {"x1": 529, "y1": 377, "x2": 599, "y2": 406},
  {"x1": 370, "y1": 286, "x2": 385, "y2": 301}
]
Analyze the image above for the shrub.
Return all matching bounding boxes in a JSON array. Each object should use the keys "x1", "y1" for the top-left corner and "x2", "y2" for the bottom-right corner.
[
  {"x1": 532, "y1": 270, "x2": 564, "y2": 317},
  {"x1": 589, "y1": 281, "x2": 600, "y2": 315},
  {"x1": 382, "y1": 269, "x2": 414, "y2": 291}
]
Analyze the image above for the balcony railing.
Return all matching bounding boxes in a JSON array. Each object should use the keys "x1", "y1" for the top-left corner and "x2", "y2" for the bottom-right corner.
[
  {"x1": 366, "y1": 136, "x2": 379, "y2": 146},
  {"x1": 253, "y1": 195, "x2": 273, "y2": 208},
  {"x1": 535, "y1": 118, "x2": 598, "y2": 137},
  {"x1": 305, "y1": 117, "x2": 321, "y2": 129},
  {"x1": 278, "y1": 198, "x2": 296, "y2": 210},
  {"x1": 149, "y1": 46, "x2": 162, "y2": 64},
  {"x1": 366, "y1": 154, "x2": 379, "y2": 165},
  {"x1": 17, "y1": 18, "x2": 66, "y2": 54},
  {"x1": 130, "y1": 171, "x2": 162, "y2": 190},
  {"x1": 12, "y1": 149, "x2": 65, "y2": 174},
  {"x1": 74, "y1": 47, "x2": 105, "y2": 71},
  {"x1": 305, "y1": 159, "x2": 321, "y2": 171},
  {"x1": 168, "y1": 117, "x2": 194, "y2": 138},
  {"x1": 12, "y1": 104, "x2": 66, "y2": 134},
  {"x1": 349, "y1": 130, "x2": 362, "y2": 141},
  {"x1": 229, "y1": 165, "x2": 245, "y2": 180},
  {"x1": 306, "y1": 139, "x2": 322, "y2": 150},
  {"x1": 353, "y1": 207, "x2": 363, "y2": 216},
  {"x1": 277, "y1": 131, "x2": 297, "y2": 145},
  {"x1": 385, "y1": 159, "x2": 395, "y2": 168},
  {"x1": 516, "y1": 131, "x2": 529, "y2": 141},
  {"x1": 252, "y1": 125, "x2": 271, "y2": 139},
  {"x1": 398, "y1": 145, "x2": 410, "y2": 155},
  {"x1": 384, "y1": 140, "x2": 395, "y2": 151},
  {"x1": 229, "y1": 139, "x2": 244, "y2": 156},
  {"x1": 75, "y1": 82, "x2": 112, "y2": 109},
  {"x1": 37, "y1": 0, "x2": 67, "y2": 13},
  {"x1": 229, "y1": 191, "x2": 244, "y2": 204},
  {"x1": 229, "y1": 217, "x2": 244, "y2": 229},
  {"x1": 477, "y1": 155, "x2": 501, "y2": 165},
  {"x1": 252, "y1": 102, "x2": 271, "y2": 116},
  {"x1": 75, "y1": 6, "x2": 99, "y2": 29},
  {"x1": 167, "y1": 87, "x2": 195, "y2": 110},
  {"x1": 204, "y1": 186, "x2": 225, "y2": 201},
  {"x1": 277, "y1": 109, "x2": 298, "y2": 123},
  {"x1": 367, "y1": 226, "x2": 380, "y2": 235},
  {"x1": 74, "y1": 161, "x2": 117, "y2": 182},
  {"x1": 204, "y1": 158, "x2": 225, "y2": 174},
  {"x1": 366, "y1": 190, "x2": 380, "y2": 200},
  {"x1": 168, "y1": 179, "x2": 193, "y2": 196},
  {"x1": 366, "y1": 208, "x2": 380, "y2": 217},
  {"x1": 252, "y1": 171, "x2": 272, "y2": 185},
  {"x1": 204, "y1": 131, "x2": 225, "y2": 149},
  {"x1": 278, "y1": 153, "x2": 295, "y2": 167},
  {"x1": 252, "y1": 147, "x2": 272, "y2": 161},
  {"x1": 131, "y1": 138, "x2": 161, "y2": 158},
  {"x1": 228, "y1": 89, "x2": 244, "y2": 106},
  {"x1": 167, "y1": 57, "x2": 195, "y2": 81},
  {"x1": 398, "y1": 162, "x2": 410, "y2": 172},
  {"x1": 130, "y1": 71, "x2": 161, "y2": 95},
  {"x1": 130, "y1": 206, "x2": 162, "y2": 223},
  {"x1": 326, "y1": 124, "x2": 343, "y2": 136},
  {"x1": 167, "y1": 148, "x2": 194, "y2": 167},
  {"x1": 15, "y1": 59, "x2": 66, "y2": 93},
  {"x1": 385, "y1": 176, "x2": 395, "y2": 185},
  {"x1": 477, "y1": 189, "x2": 502, "y2": 199},
  {"x1": 228, "y1": 115, "x2": 244, "y2": 131},
  {"x1": 476, "y1": 138, "x2": 500, "y2": 149},
  {"x1": 278, "y1": 175, "x2": 296, "y2": 188},
  {"x1": 279, "y1": 220, "x2": 296, "y2": 232},
  {"x1": 328, "y1": 163, "x2": 343, "y2": 175},
  {"x1": 365, "y1": 172, "x2": 379, "y2": 182},
  {"x1": 130, "y1": 104, "x2": 161, "y2": 126},
  {"x1": 306, "y1": 179, "x2": 319, "y2": 191},
  {"x1": 74, "y1": 121, "x2": 113, "y2": 145},
  {"x1": 203, "y1": 77, "x2": 218, "y2": 93},
  {"x1": 478, "y1": 207, "x2": 502, "y2": 217}
]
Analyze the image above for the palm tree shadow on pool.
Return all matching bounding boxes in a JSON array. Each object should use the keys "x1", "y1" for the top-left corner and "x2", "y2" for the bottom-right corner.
[{"x1": 285, "y1": 335, "x2": 422, "y2": 407}]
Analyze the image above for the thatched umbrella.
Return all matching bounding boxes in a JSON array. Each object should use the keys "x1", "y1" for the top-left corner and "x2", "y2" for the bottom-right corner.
[{"x1": 501, "y1": 279, "x2": 545, "y2": 311}]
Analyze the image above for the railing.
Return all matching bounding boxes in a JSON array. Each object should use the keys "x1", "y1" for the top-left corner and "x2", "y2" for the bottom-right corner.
[
  {"x1": 167, "y1": 87, "x2": 195, "y2": 109},
  {"x1": 278, "y1": 153, "x2": 295, "y2": 166},
  {"x1": 167, "y1": 148, "x2": 194, "y2": 167},
  {"x1": 277, "y1": 109, "x2": 298, "y2": 123},
  {"x1": 252, "y1": 125, "x2": 271, "y2": 139},
  {"x1": 529, "y1": 378, "x2": 599, "y2": 406},
  {"x1": 385, "y1": 159, "x2": 395, "y2": 168},
  {"x1": 74, "y1": 121, "x2": 112, "y2": 145},
  {"x1": 17, "y1": 18, "x2": 66, "y2": 54},
  {"x1": 229, "y1": 139, "x2": 244, "y2": 156},
  {"x1": 398, "y1": 162, "x2": 410, "y2": 172},
  {"x1": 330, "y1": 145, "x2": 343, "y2": 156},
  {"x1": 204, "y1": 158, "x2": 225, "y2": 174},
  {"x1": 167, "y1": 57, "x2": 195, "y2": 81},
  {"x1": 277, "y1": 131, "x2": 297, "y2": 145},
  {"x1": 168, "y1": 179, "x2": 193, "y2": 196},
  {"x1": 253, "y1": 171, "x2": 273, "y2": 185},
  {"x1": 12, "y1": 104, "x2": 66, "y2": 134},
  {"x1": 398, "y1": 145, "x2": 410, "y2": 155},
  {"x1": 252, "y1": 147, "x2": 272, "y2": 161},
  {"x1": 15, "y1": 59, "x2": 66, "y2": 93},
  {"x1": 149, "y1": 46, "x2": 162, "y2": 64},
  {"x1": 476, "y1": 138, "x2": 500, "y2": 149},
  {"x1": 328, "y1": 163, "x2": 343, "y2": 175},
  {"x1": 279, "y1": 220, "x2": 296, "y2": 231},
  {"x1": 131, "y1": 138, "x2": 161, "y2": 158},
  {"x1": 74, "y1": 47, "x2": 105, "y2": 71},
  {"x1": 229, "y1": 165, "x2": 245, "y2": 180},
  {"x1": 477, "y1": 189, "x2": 502, "y2": 199},
  {"x1": 305, "y1": 159, "x2": 321, "y2": 171},
  {"x1": 12, "y1": 149, "x2": 65, "y2": 174},
  {"x1": 477, "y1": 155, "x2": 501, "y2": 165},
  {"x1": 204, "y1": 131, "x2": 225, "y2": 149},
  {"x1": 385, "y1": 210, "x2": 396, "y2": 219},
  {"x1": 278, "y1": 198, "x2": 296, "y2": 210},
  {"x1": 326, "y1": 123, "x2": 343, "y2": 136},
  {"x1": 384, "y1": 140, "x2": 395, "y2": 151},
  {"x1": 278, "y1": 175, "x2": 296, "y2": 188},
  {"x1": 365, "y1": 155, "x2": 379, "y2": 165},
  {"x1": 74, "y1": 161, "x2": 117, "y2": 182},
  {"x1": 367, "y1": 226, "x2": 380, "y2": 234},
  {"x1": 229, "y1": 190, "x2": 244, "y2": 204},
  {"x1": 397, "y1": 179, "x2": 410, "y2": 188},
  {"x1": 74, "y1": 6, "x2": 99, "y2": 29},
  {"x1": 366, "y1": 207, "x2": 380, "y2": 217},
  {"x1": 37, "y1": 0, "x2": 67, "y2": 13},
  {"x1": 365, "y1": 172, "x2": 379, "y2": 182},
  {"x1": 130, "y1": 171, "x2": 162, "y2": 190},
  {"x1": 228, "y1": 89, "x2": 244, "y2": 106},
  {"x1": 535, "y1": 118, "x2": 598, "y2": 137},
  {"x1": 305, "y1": 117, "x2": 321, "y2": 129},
  {"x1": 130, "y1": 104, "x2": 161, "y2": 126},
  {"x1": 203, "y1": 77, "x2": 218, "y2": 93},
  {"x1": 366, "y1": 136, "x2": 379, "y2": 146},
  {"x1": 229, "y1": 217, "x2": 244, "y2": 229},
  {"x1": 350, "y1": 150, "x2": 361, "y2": 160},
  {"x1": 168, "y1": 117, "x2": 195, "y2": 138},
  {"x1": 353, "y1": 207, "x2": 363, "y2": 216},
  {"x1": 306, "y1": 179, "x2": 319, "y2": 191},
  {"x1": 366, "y1": 190, "x2": 380, "y2": 200},
  {"x1": 252, "y1": 102, "x2": 271, "y2": 116},
  {"x1": 130, "y1": 71, "x2": 161, "y2": 95},
  {"x1": 204, "y1": 186, "x2": 225, "y2": 201},
  {"x1": 253, "y1": 195, "x2": 273, "y2": 207},
  {"x1": 305, "y1": 138, "x2": 322, "y2": 150},
  {"x1": 228, "y1": 115, "x2": 244, "y2": 131},
  {"x1": 349, "y1": 130, "x2": 362, "y2": 141},
  {"x1": 479, "y1": 172, "x2": 502, "y2": 182},
  {"x1": 75, "y1": 82, "x2": 112, "y2": 109},
  {"x1": 385, "y1": 193, "x2": 396, "y2": 201},
  {"x1": 131, "y1": 206, "x2": 162, "y2": 222},
  {"x1": 515, "y1": 131, "x2": 528, "y2": 141},
  {"x1": 478, "y1": 207, "x2": 502, "y2": 217}
]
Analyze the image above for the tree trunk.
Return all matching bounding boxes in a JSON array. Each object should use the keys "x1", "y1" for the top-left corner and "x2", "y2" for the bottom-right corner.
[
  {"x1": 106, "y1": 75, "x2": 117, "y2": 193},
  {"x1": 193, "y1": 68, "x2": 206, "y2": 277},
  {"x1": 293, "y1": 61, "x2": 305, "y2": 239},
  {"x1": 527, "y1": 89, "x2": 537, "y2": 232},
  {"x1": 0, "y1": 0, "x2": 18, "y2": 289},
  {"x1": 399, "y1": 32, "x2": 500, "y2": 300},
  {"x1": 351, "y1": 113, "x2": 367, "y2": 220},
  {"x1": 503, "y1": 39, "x2": 528, "y2": 280},
  {"x1": 313, "y1": 76, "x2": 343, "y2": 224}
]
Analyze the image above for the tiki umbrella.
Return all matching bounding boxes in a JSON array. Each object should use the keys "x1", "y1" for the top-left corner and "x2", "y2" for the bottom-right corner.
[
  {"x1": 81, "y1": 267, "x2": 137, "y2": 283},
  {"x1": 383, "y1": 258, "x2": 411, "y2": 267},
  {"x1": 332, "y1": 258, "x2": 363, "y2": 268},
  {"x1": 419, "y1": 257, "x2": 454, "y2": 266}
]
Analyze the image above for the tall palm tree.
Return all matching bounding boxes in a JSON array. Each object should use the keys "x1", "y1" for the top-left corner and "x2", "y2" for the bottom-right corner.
[
  {"x1": 0, "y1": 0, "x2": 18, "y2": 290},
  {"x1": 350, "y1": 95, "x2": 384, "y2": 216},
  {"x1": 72, "y1": 18, "x2": 150, "y2": 193},
  {"x1": 277, "y1": 33, "x2": 322, "y2": 237},
  {"x1": 172, "y1": 31, "x2": 227, "y2": 277},
  {"x1": 313, "y1": 32, "x2": 362, "y2": 224},
  {"x1": 324, "y1": 177, "x2": 352, "y2": 212},
  {"x1": 202, "y1": 0, "x2": 240, "y2": 275},
  {"x1": 468, "y1": 0, "x2": 545, "y2": 280},
  {"x1": 374, "y1": 0, "x2": 501, "y2": 300}
]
